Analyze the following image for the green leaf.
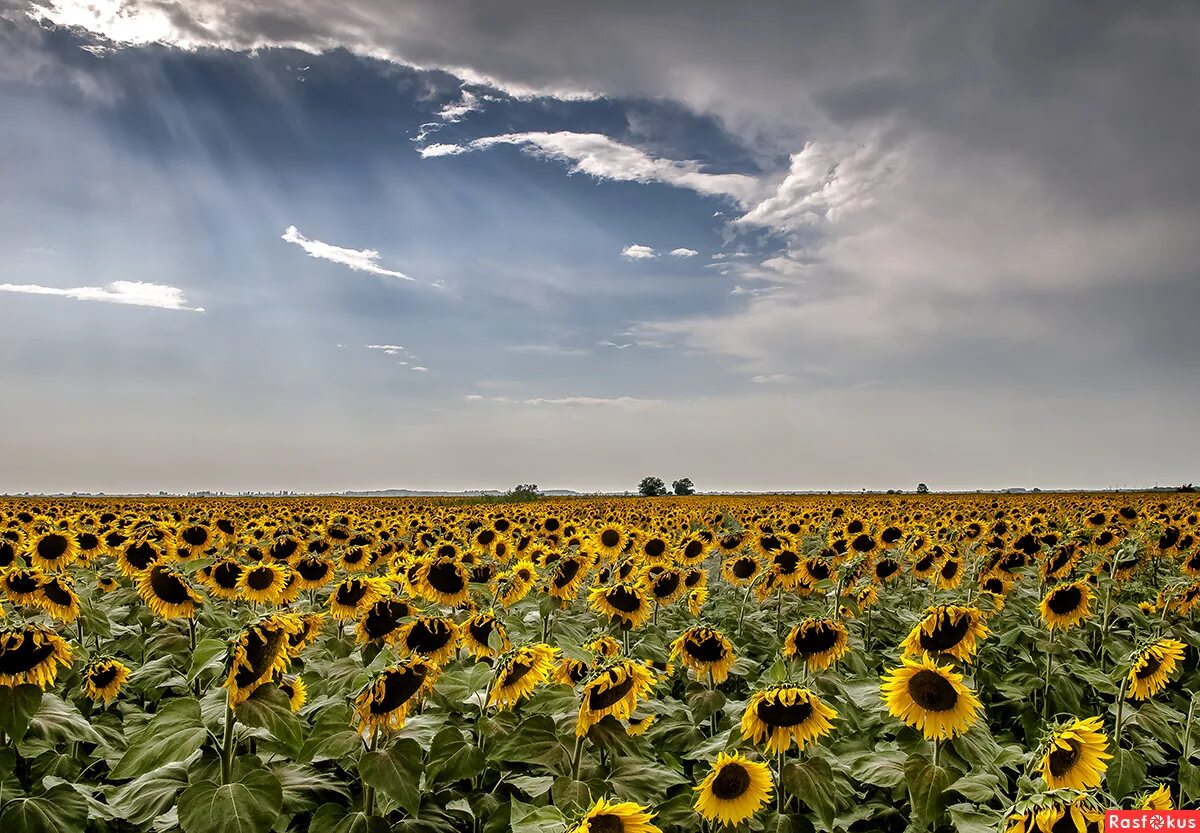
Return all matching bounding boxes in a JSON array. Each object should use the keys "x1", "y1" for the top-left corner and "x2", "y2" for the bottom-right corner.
[
  {"x1": 188, "y1": 638, "x2": 228, "y2": 681},
  {"x1": 945, "y1": 772, "x2": 1001, "y2": 803},
  {"x1": 487, "y1": 714, "x2": 566, "y2": 769},
  {"x1": 850, "y1": 748, "x2": 907, "y2": 788},
  {"x1": 0, "y1": 782, "x2": 88, "y2": 833},
  {"x1": 105, "y1": 763, "x2": 190, "y2": 825},
  {"x1": 178, "y1": 769, "x2": 283, "y2": 833},
  {"x1": 509, "y1": 797, "x2": 567, "y2": 833},
  {"x1": 507, "y1": 776, "x2": 554, "y2": 798},
  {"x1": 426, "y1": 726, "x2": 485, "y2": 785},
  {"x1": 269, "y1": 762, "x2": 351, "y2": 815},
  {"x1": 22, "y1": 694, "x2": 103, "y2": 747},
  {"x1": 783, "y1": 759, "x2": 837, "y2": 830},
  {"x1": 110, "y1": 698, "x2": 207, "y2": 780},
  {"x1": 905, "y1": 757, "x2": 953, "y2": 828},
  {"x1": 607, "y1": 757, "x2": 686, "y2": 805},
  {"x1": 1180, "y1": 760, "x2": 1200, "y2": 804},
  {"x1": 550, "y1": 777, "x2": 593, "y2": 814},
  {"x1": 1107, "y1": 749, "x2": 1145, "y2": 801},
  {"x1": 311, "y1": 805, "x2": 390, "y2": 833},
  {"x1": 235, "y1": 685, "x2": 303, "y2": 755},
  {"x1": 0, "y1": 685, "x2": 42, "y2": 744},
  {"x1": 359, "y1": 739, "x2": 423, "y2": 817},
  {"x1": 948, "y1": 804, "x2": 1003, "y2": 833}
]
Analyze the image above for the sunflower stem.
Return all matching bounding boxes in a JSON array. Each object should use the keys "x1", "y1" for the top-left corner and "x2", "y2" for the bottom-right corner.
[
  {"x1": 1041, "y1": 629, "x2": 1056, "y2": 720},
  {"x1": 363, "y1": 727, "x2": 379, "y2": 815},
  {"x1": 1113, "y1": 675, "x2": 1128, "y2": 751},
  {"x1": 932, "y1": 738, "x2": 941, "y2": 768},
  {"x1": 776, "y1": 749, "x2": 786, "y2": 813},
  {"x1": 1182, "y1": 695, "x2": 1198, "y2": 805},
  {"x1": 570, "y1": 735, "x2": 585, "y2": 781},
  {"x1": 219, "y1": 695, "x2": 236, "y2": 785}
]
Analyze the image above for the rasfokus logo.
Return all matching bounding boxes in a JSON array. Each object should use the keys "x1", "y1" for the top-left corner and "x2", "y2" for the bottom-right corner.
[{"x1": 1107, "y1": 811, "x2": 1200, "y2": 830}]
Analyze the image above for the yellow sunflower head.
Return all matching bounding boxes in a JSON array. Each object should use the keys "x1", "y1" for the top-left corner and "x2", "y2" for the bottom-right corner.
[
  {"x1": 398, "y1": 616, "x2": 460, "y2": 666},
  {"x1": 1039, "y1": 581, "x2": 1093, "y2": 631},
  {"x1": 782, "y1": 618, "x2": 850, "y2": 671},
  {"x1": 238, "y1": 562, "x2": 291, "y2": 604},
  {"x1": 36, "y1": 573, "x2": 81, "y2": 623},
  {"x1": 880, "y1": 655, "x2": 981, "y2": 741},
  {"x1": 588, "y1": 582, "x2": 652, "y2": 629},
  {"x1": 576, "y1": 659, "x2": 656, "y2": 736},
  {"x1": 1039, "y1": 716, "x2": 1111, "y2": 791},
  {"x1": 693, "y1": 751, "x2": 773, "y2": 828},
  {"x1": 136, "y1": 564, "x2": 204, "y2": 619},
  {"x1": 740, "y1": 685, "x2": 837, "y2": 754},
  {"x1": 224, "y1": 613, "x2": 305, "y2": 705},
  {"x1": 0, "y1": 624, "x2": 72, "y2": 688},
  {"x1": 83, "y1": 657, "x2": 131, "y2": 704},
  {"x1": 488, "y1": 643, "x2": 558, "y2": 709},
  {"x1": 1126, "y1": 637, "x2": 1186, "y2": 700},
  {"x1": 900, "y1": 604, "x2": 989, "y2": 662},
  {"x1": 353, "y1": 657, "x2": 437, "y2": 735},
  {"x1": 669, "y1": 626, "x2": 736, "y2": 684},
  {"x1": 570, "y1": 798, "x2": 661, "y2": 833}
]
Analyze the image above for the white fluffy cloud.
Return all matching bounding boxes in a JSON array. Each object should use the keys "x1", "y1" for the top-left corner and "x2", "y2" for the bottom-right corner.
[
  {"x1": 620, "y1": 244, "x2": 657, "y2": 260},
  {"x1": 0, "y1": 280, "x2": 204, "y2": 311},
  {"x1": 281, "y1": 225, "x2": 415, "y2": 281},
  {"x1": 670, "y1": 248, "x2": 698, "y2": 257}
]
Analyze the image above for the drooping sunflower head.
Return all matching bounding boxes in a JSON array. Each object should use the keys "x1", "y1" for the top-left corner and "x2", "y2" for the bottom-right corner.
[
  {"x1": 328, "y1": 576, "x2": 391, "y2": 620},
  {"x1": 399, "y1": 616, "x2": 460, "y2": 666},
  {"x1": 1032, "y1": 796, "x2": 1105, "y2": 833},
  {"x1": 588, "y1": 582, "x2": 652, "y2": 629},
  {"x1": 901, "y1": 604, "x2": 990, "y2": 662},
  {"x1": 693, "y1": 751, "x2": 773, "y2": 828},
  {"x1": 1127, "y1": 637, "x2": 1186, "y2": 700},
  {"x1": 136, "y1": 564, "x2": 204, "y2": 619},
  {"x1": 625, "y1": 712, "x2": 657, "y2": 736},
  {"x1": 200, "y1": 558, "x2": 244, "y2": 599},
  {"x1": 644, "y1": 567, "x2": 685, "y2": 606},
  {"x1": 783, "y1": 618, "x2": 850, "y2": 671},
  {"x1": 415, "y1": 556, "x2": 472, "y2": 606},
  {"x1": 1039, "y1": 716, "x2": 1111, "y2": 791},
  {"x1": 669, "y1": 626, "x2": 736, "y2": 684},
  {"x1": 880, "y1": 655, "x2": 981, "y2": 741},
  {"x1": 576, "y1": 659, "x2": 657, "y2": 736},
  {"x1": 488, "y1": 643, "x2": 558, "y2": 709},
  {"x1": 462, "y1": 610, "x2": 509, "y2": 658},
  {"x1": 36, "y1": 573, "x2": 81, "y2": 623},
  {"x1": 238, "y1": 562, "x2": 290, "y2": 604},
  {"x1": 586, "y1": 635, "x2": 622, "y2": 659},
  {"x1": 355, "y1": 598, "x2": 413, "y2": 646},
  {"x1": 27, "y1": 527, "x2": 80, "y2": 572},
  {"x1": 2, "y1": 566, "x2": 45, "y2": 606},
  {"x1": 548, "y1": 554, "x2": 591, "y2": 600},
  {"x1": 1040, "y1": 581, "x2": 1093, "y2": 631},
  {"x1": 570, "y1": 798, "x2": 662, "y2": 833},
  {"x1": 353, "y1": 657, "x2": 437, "y2": 735},
  {"x1": 82, "y1": 657, "x2": 131, "y2": 704},
  {"x1": 0, "y1": 624, "x2": 72, "y2": 688},
  {"x1": 292, "y1": 556, "x2": 335, "y2": 589},
  {"x1": 1137, "y1": 784, "x2": 1173, "y2": 811},
  {"x1": 740, "y1": 685, "x2": 837, "y2": 754},
  {"x1": 276, "y1": 674, "x2": 307, "y2": 712},
  {"x1": 224, "y1": 613, "x2": 305, "y2": 705},
  {"x1": 721, "y1": 555, "x2": 761, "y2": 587}
]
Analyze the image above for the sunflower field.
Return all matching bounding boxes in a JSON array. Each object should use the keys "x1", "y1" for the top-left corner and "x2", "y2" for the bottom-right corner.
[{"x1": 0, "y1": 493, "x2": 1197, "y2": 833}]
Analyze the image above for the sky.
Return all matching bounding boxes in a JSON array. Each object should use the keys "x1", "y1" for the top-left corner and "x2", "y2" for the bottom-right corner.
[{"x1": 1, "y1": 1, "x2": 1198, "y2": 495}]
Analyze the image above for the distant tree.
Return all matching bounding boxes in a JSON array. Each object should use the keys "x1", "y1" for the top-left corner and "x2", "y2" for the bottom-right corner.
[
  {"x1": 916, "y1": 483, "x2": 930, "y2": 494},
  {"x1": 638, "y1": 476, "x2": 668, "y2": 497},
  {"x1": 508, "y1": 484, "x2": 540, "y2": 500},
  {"x1": 672, "y1": 477, "x2": 696, "y2": 496}
]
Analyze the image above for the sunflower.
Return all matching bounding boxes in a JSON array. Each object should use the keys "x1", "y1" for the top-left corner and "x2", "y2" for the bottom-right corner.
[
  {"x1": 96, "y1": 574, "x2": 120, "y2": 593},
  {"x1": 398, "y1": 616, "x2": 459, "y2": 666},
  {"x1": 576, "y1": 660, "x2": 657, "y2": 736},
  {"x1": 570, "y1": 798, "x2": 661, "y2": 833},
  {"x1": 415, "y1": 556, "x2": 472, "y2": 606},
  {"x1": 200, "y1": 558, "x2": 244, "y2": 599},
  {"x1": 555, "y1": 658, "x2": 591, "y2": 686},
  {"x1": 27, "y1": 528, "x2": 80, "y2": 572},
  {"x1": 36, "y1": 573, "x2": 81, "y2": 623},
  {"x1": 118, "y1": 538, "x2": 166, "y2": 577},
  {"x1": 328, "y1": 576, "x2": 391, "y2": 620},
  {"x1": 277, "y1": 674, "x2": 307, "y2": 712},
  {"x1": 1040, "y1": 716, "x2": 1111, "y2": 790},
  {"x1": 355, "y1": 598, "x2": 413, "y2": 646},
  {"x1": 881, "y1": 655, "x2": 981, "y2": 740},
  {"x1": 224, "y1": 613, "x2": 304, "y2": 706},
  {"x1": 1033, "y1": 798, "x2": 1105, "y2": 833},
  {"x1": 136, "y1": 564, "x2": 204, "y2": 619},
  {"x1": 0, "y1": 624, "x2": 72, "y2": 688},
  {"x1": 783, "y1": 618, "x2": 850, "y2": 671},
  {"x1": 498, "y1": 561, "x2": 537, "y2": 606},
  {"x1": 901, "y1": 605, "x2": 989, "y2": 662},
  {"x1": 82, "y1": 657, "x2": 131, "y2": 704},
  {"x1": 625, "y1": 713, "x2": 657, "y2": 736},
  {"x1": 1040, "y1": 581, "x2": 1093, "y2": 631},
  {"x1": 2, "y1": 566, "x2": 44, "y2": 606},
  {"x1": 693, "y1": 752, "x2": 773, "y2": 828},
  {"x1": 586, "y1": 635, "x2": 622, "y2": 658},
  {"x1": 548, "y1": 554, "x2": 591, "y2": 600},
  {"x1": 593, "y1": 524, "x2": 628, "y2": 559},
  {"x1": 644, "y1": 567, "x2": 686, "y2": 606},
  {"x1": 287, "y1": 612, "x2": 326, "y2": 655},
  {"x1": 589, "y1": 582, "x2": 653, "y2": 629},
  {"x1": 722, "y1": 555, "x2": 762, "y2": 586},
  {"x1": 489, "y1": 643, "x2": 558, "y2": 709},
  {"x1": 238, "y1": 562, "x2": 290, "y2": 604},
  {"x1": 741, "y1": 685, "x2": 837, "y2": 754},
  {"x1": 1138, "y1": 784, "x2": 1173, "y2": 811},
  {"x1": 292, "y1": 556, "x2": 335, "y2": 590},
  {"x1": 462, "y1": 610, "x2": 509, "y2": 658},
  {"x1": 670, "y1": 626, "x2": 736, "y2": 683},
  {"x1": 353, "y1": 657, "x2": 438, "y2": 735},
  {"x1": 935, "y1": 557, "x2": 963, "y2": 590},
  {"x1": 688, "y1": 587, "x2": 708, "y2": 617},
  {"x1": 1127, "y1": 637, "x2": 1186, "y2": 700}
]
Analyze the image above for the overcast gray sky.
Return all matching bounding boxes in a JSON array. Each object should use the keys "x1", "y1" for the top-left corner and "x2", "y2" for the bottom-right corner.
[{"x1": 1, "y1": 1, "x2": 1197, "y2": 494}]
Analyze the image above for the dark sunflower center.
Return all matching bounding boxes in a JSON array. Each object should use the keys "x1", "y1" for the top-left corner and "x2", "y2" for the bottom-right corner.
[
  {"x1": 791, "y1": 623, "x2": 839, "y2": 655},
  {"x1": 915, "y1": 555, "x2": 935, "y2": 572},
  {"x1": 125, "y1": 542, "x2": 159, "y2": 570},
  {"x1": 644, "y1": 539, "x2": 667, "y2": 557},
  {"x1": 600, "y1": 529, "x2": 621, "y2": 548},
  {"x1": 0, "y1": 630, "x2": 56, "y2": 674},
  {"x1": 774, "y1": 551, "x2": 800, "y2": 574},
  {"x1": 756, "y1": 696, "x2": 814, "y2": 728},
  {"x1": 684, "y1": 634, "x2": 727, "y2": 663},
  {"x1": 77, "y1": 533, "x2": 100, "y2": 551},
  {"x1": 296, "y1": 558, "x2": 330, "y2": 581},
  {"x1": 213, "y1": 562, "x2": 242, "y2": 589},
  {"x1": 335, "y1": 581, "x2": 369, "y2": 606},
  {"x1": 181, "y1": 527, "x2": 208, "y2": 546},
  {"x1": 428, "y1": 561, "x2": 466, "y2": 594},
  {"x1": 468, "y1": 618, "x2": 495, "y2": 645},
  {"x1": 149, "y1": 567, "x2": 192, "y2": 605},
  {"x1": 1134, "y1": 653, "x2": 1163, "y2": 679},
  {"x1": 876, "y1": 559, "x2": 900, "y2": 578},
  {"x1": 983, "y1": 578, "x2": 1005, "y2": 594},
  {"x1": 589, "y1": 815, "x2": 624, "y2": 833},
  {"x1": 907, "y1": 669, "x2": 959, "y2": 712},
  {"x1": 587, "y1": 674, "x2": 636, "y2": 710},
  {"x1": 363, "y1": 601, "x2": 408, "y2": 639},
  {"x1": 371, "y1": 666, "x2": 427, "y2": 714},
  {"x1": 501, "y1": 661, "x2": 533, "y2": 688},
  {"x1": 1047, "y1": 586, "x2": 1082, "y2": 615},
  {"x1": 89, "y1": 665, "x2": 119, "y2": 688},
  {"x1": 652, "y1": 573, "x2": 680, "y2": 598},
  {"x1": 36, "y1": 534, "x2": 70, "y2": 560},
  {"x1": 6, "y1": 571, "x2": 39, "y2": 595},
  {"x1": 940, "y1": 560, "x2": 960, "y2": 579},
  {"x1": 919, "y1": 611, "x2": 971, "y2": 652},
  {"x1": 553, "y1": 559, "x2": 582, "y2": 588},
  {"x1": 246, "y1": 567, "x2": 276, "y2": 590},
  {"x1": 605, "y1": 586, "x2": 642, "y2": 613},
  {"x1": 407, "y1": 620, "x2": 452, "y2": 653},
  {"x1": 271, "y1": 539, "x2": 299, "y2": 560},
  {"x1": 851, "y1": 534, "x2": 876, "y2": 553},
  {"x1": 234, "y1": 626, "x2": 287, "y2": 688},
  {"x1": 711, "y1": 763, "x2": 751, "y2": 800},
  {"x1": 684, "y1": 540, "x2": 704, "y2": 559},
  {"x1": 732, "y1": 558, "x2": 757, "y2": 579},
  {"x1": 1047, "y1": 739, "x2": 1082, "y2": 778},
  {"x1": 41, "y1": 581, "x2": 74, "y2": 607},
  {"x1": 806, "y1": 560, "x2": 831, "y2": 580}
]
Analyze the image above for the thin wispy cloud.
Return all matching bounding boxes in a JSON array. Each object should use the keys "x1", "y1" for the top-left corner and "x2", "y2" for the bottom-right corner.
[
  {"x1": 0, "y1": 280, "x2": 204, "y2": 311},
  {"x1": 365, "y1": 344, "x2": 407, "y2": 355},
  {"x1": 281, "y1": 225, "x2": 415, "y2": 281},
  {"x1": 620, "y1": 244, "x2": 657, "y2": 260},
  {"x1": 466, "y1": 394, "x2": 661, "y2": 408}
]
